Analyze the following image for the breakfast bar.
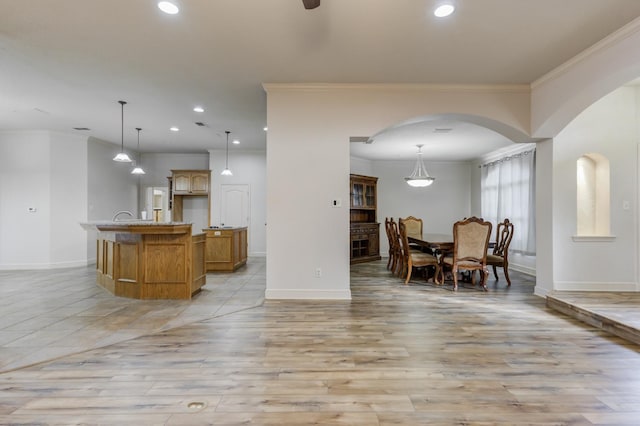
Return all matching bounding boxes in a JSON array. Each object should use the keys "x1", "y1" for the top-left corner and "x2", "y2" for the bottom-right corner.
[{"x1": 90, "y1": 222, "x2": 206, "y2": 300}]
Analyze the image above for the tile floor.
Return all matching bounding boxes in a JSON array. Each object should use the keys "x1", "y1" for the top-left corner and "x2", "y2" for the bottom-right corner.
[{"x1": 0, "y1": 258, "x2": 266, "y2": 372}]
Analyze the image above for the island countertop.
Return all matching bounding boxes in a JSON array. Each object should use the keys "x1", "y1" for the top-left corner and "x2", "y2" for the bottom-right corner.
[{"x1": 82, "y1": 221, "x2": 193, "y2": 234}]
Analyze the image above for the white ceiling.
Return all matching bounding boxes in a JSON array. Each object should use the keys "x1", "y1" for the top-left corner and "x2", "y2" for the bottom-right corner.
[{"x1": 2, "y1": 0, "x2": 640, "y2": 160}]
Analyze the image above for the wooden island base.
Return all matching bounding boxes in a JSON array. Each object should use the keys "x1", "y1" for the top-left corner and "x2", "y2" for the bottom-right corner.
[
  {"x1": 94, "y1": 223, "x2": 206, "y2": 300},
  {"x1": 203, "y1": 227, "x2": 247, "y2": 272}
]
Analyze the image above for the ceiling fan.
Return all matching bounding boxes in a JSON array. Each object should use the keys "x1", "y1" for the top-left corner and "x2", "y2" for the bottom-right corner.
[{"x1": 302, "y1": 0, "x2": 320, "y2": 9}]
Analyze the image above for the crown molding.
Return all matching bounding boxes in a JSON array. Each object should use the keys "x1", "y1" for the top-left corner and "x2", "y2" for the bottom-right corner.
[
  {"x1": 262, "y1": 83, "x2": 530, "y2": 94},
  {"x1": 532, "y1": 16, "x2": 640, "y2": 89}
]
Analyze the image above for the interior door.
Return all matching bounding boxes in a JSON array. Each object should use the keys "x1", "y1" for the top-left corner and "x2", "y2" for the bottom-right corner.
[{"x1": 221, "y1": 184, "x2": 250, "y2": 228}]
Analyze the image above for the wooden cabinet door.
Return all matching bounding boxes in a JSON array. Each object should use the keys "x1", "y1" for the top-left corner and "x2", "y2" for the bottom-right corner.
[
  {"x1": 364, "y1": 183, "x2": 376, "y2": 208},
  {"x1": 173, "y1": 173, "x2": 192, "y2": 193},
  {"x1": 190, "y1": 172, "x2": 209, "y2": 193}
]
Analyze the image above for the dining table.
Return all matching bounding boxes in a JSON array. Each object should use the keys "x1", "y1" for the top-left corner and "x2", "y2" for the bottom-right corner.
[
  {"x1": 407, "y1": 233, "x2": 454, "y2": 285},
  {"x1": 407, "y1": 233, "x2": 454, "y2": 253}
]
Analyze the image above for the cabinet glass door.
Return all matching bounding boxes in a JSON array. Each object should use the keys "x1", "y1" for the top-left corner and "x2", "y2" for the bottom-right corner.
[
  {"x1": 351, "y1": 183, "x2": 364, "y2": 207},
  {"x1": 365, "y1": 184, "x2": 375, "y2": 208}
]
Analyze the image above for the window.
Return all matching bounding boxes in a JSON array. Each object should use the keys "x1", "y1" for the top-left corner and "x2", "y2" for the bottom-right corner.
[{"x1": 481, "y1": 148, "x2": 536, "y2": 255}]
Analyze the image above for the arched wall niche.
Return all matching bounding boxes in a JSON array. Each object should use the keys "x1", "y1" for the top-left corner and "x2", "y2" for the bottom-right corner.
[{"x1": 576, "y1": 153, "x2": 610, "y2": 236}]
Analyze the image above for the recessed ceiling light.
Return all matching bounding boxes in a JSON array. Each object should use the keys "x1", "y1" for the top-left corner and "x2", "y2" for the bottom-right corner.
[
  {"x1": 232, "y1": 139, "x2": 240, "y2": 145},
  {"x1": 434, "y1": 4, "x2": 455, "y2": 17},
  {"x1": 158, "y1": 1, "x2": 179, "y2": 14},
  {"x1": 170, "y1": 126, "x2": 179, "y2": 132},
  {"x1": 193, "y1": 106, "x2": 204, "y2": 113},
  {"x1": 263, "y1": 127, "x2": 268, "y2": 131}
]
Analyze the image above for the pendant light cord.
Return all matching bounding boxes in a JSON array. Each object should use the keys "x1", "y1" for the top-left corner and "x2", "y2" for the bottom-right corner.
[
  {"x1": 119, "y1": 100, "x2": 126, "y2": 151},
  {"x1": 136, "y1": 128, "x2": 141, "y2": 157},
  {"x1": 225, "y1": 130, "x2": 230, "y2": 168}
]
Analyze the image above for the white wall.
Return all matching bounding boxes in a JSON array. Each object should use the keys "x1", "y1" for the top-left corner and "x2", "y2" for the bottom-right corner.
[
  {"x1": 50, "y1": 132, "x2": 88, "y2": 266},
  {"x1": 86, "y1": 137, "x2": 139, "y2": 262},
  {"x1": 209, "y1": 149, "x2": 267, "y2": 256},
  {"x1": 0, "y1": 131, "x2": 88, "y2": 269},
  {"x1": 138, "y1": 153, "x2": 209, "y2": 188},
  {"x1": 0, "y1": 132, "x2": 51, "y2": 268},
  {"x1": 374, "y1": 159, "x2": 472, "y2": 235},
  {"x1": 350, "y1": 156, "x2": 374, "y2": 176},
  {"x1": 553, "y1": 87, "x2": 638, "y2": 291}
]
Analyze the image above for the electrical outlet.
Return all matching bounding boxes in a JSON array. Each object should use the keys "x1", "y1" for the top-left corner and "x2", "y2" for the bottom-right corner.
[
  {"x1": 315, "y1": 268, "x2": 322, "y2": 278},
  {"x1": 332, "y1": 199, "x2": 342, "y2": 208}
]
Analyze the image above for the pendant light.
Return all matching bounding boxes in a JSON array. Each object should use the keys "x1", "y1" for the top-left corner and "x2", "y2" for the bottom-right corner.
[
  {"x1": 405, "y1": 144, "x2": 435, "y2": 187},
  {"x1": 113, "y1": 100, "x2": 132, "y2": 162},
  {"x1": 131, "y1": 128, "x2": 146, "y2": 175},
  {"x1": 221, "y1": 130, "x2": 233, "y2": 176}
]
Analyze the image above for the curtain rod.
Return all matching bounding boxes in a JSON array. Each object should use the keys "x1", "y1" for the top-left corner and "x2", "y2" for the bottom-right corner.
[{"x1": 479, "y1": 148, "x2": 535, "y2": 168}]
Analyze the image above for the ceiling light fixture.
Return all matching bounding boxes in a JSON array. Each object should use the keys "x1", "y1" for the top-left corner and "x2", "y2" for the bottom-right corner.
[
  {"x1": 113, "y1": 101, "x2": 132, "y2": 163},
  {"x1": 263, "y1": 127, "x2": 268, "y2": 131},
  {"x1": 232, "y1": 139, "x2": 240, "y2": 145},
  {"x1": 170, "y1": 126, "x2": 179, "y2": 132},
  {"x1": 434, "y1": 3, "x2": 455, "y2": 17},
  {"x1": 158, "y1": 1, "x2": 179, "y2": 14},
  {"x1": 193, "y1": 106, "x2": 204, "y2": 113},
  {"x1": 221, "y1": 131, "x2": 233, "y2": 176},
  {"x1": 405, "y1": 144, "x2": 435, "y2": 187},
  {"x1": 131, "y1": 128, "x2": 146, "y2": 175}
]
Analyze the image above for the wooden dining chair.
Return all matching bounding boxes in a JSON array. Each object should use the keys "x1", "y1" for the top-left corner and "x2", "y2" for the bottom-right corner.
[
  {"x1": 389, "y1": 219, "x2": 405, "y2": 276},
  {"x1": 440, "y1": 216, "x2": 492, "y2": 291},
  {"x1": 384, "y1": 218, "x2": 401, "y2": 273},
  {"x1": 486, "y1": 218, "x2": 514, "y2": 286},
  {"x1": 399, "y1": 216, "x2": 423, "y2": 239},
  {"x1": 398, "y1": 222, "x2": 440, "y2": 285}
]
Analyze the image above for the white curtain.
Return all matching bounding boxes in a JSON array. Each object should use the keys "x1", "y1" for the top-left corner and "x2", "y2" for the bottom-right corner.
[{"x1": 481, "y1": 149, "x2": 536, "y2": 255}]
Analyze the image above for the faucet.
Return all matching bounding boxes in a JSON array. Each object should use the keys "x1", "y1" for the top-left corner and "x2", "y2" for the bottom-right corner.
[{"x1": 112, "y1": 210, "x2": 134, "y2": 221}]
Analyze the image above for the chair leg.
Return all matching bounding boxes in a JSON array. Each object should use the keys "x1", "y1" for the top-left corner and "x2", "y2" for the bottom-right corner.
[
  {"x1": 404, "y1": 265, "x2": 412, "y2": 285},
  {"x1": 481, "y1": 268, "x2": 488, "y2": 291},
  {"x1": 433, "y1": 263, "x2": 441, "y2": 285},
  {"x1": 386, "y1": 253, "x2": 392, "y2": 270},
  {"x1": 503, "y1": 263, "x2": 511, "y2": 286},
  {"x1": 452, "y1": 267, "x2": 458, "y2": 291}
]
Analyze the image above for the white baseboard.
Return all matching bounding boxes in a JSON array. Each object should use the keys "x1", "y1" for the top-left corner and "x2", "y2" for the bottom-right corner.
[
  {"x1": 265, "y1": 288, "x2": 352, "y2": 300},
  {"x1": 534, "y1": 286, "x2": 550, "y2": 298},
  {"x1": 0, "y1": 259, "x2": 90, "y2": 271},
  {"x1": 509, "y1": 263, "x2": 536, "y2": 276},
  {"x1": 554, "y1": 281, "x2": 638, "y2": 292},
  {"x1": 249, "y1": 251, "x2": 267, "y2": 257}
]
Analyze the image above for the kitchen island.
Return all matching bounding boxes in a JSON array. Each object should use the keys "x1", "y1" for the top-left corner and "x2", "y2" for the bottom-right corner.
[
  {"x1": 88, "y1": 222, "x2": 206, "y2": 300},
  {"x1": 203, "y1": 226, "x2": 248, "y2": 272}
]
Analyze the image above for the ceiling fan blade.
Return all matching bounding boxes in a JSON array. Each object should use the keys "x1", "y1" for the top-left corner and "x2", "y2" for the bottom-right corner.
[{"x1": 302, "y1": 0, "x2": 320, "y2": 9}]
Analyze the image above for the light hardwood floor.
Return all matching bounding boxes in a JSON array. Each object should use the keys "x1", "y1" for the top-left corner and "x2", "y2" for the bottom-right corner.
[{"x1": 1, "y1": 260, "x2": 640, "y2": 425}]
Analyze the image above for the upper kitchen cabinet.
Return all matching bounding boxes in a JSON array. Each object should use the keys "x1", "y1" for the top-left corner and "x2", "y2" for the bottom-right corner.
[
  {"x1": 170, "y1": 170, "x2": 211, "y2": 227},
  {"x1": 172, "y1": 170, "x2": 210, "y2": 195}
]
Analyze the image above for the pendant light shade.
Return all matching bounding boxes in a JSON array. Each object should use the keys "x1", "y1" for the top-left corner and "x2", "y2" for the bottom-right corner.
[
  {"x1": 405, "y1": 144, "x2": 435, "y2": 187},
  {"x1": 113, "y1": 100, "x2": 132, "y2": 163},
  {"x1": 131, "y1": 127, "x2": 146, "y2": 175},
  {"x1": 221, "y1": 130, "x2": 233, "y2": 176}
]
